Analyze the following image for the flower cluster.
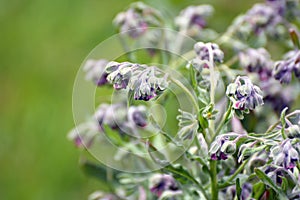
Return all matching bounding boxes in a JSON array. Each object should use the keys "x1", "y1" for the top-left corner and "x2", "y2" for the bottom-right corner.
[
  {"x1": 226, "y1": 76, "x2": 264, "y2": 117},
  {"x1": 194, "y1": 42, "x2": 224, "y2": 66},
  {"x1": 175, "y1": 5, "x2": 214, "y2": 36},
  {"x1": 209, "y1": 134, "x2": 238, "y2": 160},
  {"x1": 239, "y1": 48, "x2": 273, "y2": 81},
  {"x1": 83, "y1": 59, "x2": 109, "y2": 86},
  {"x1": 149, "y1": 174, "x2": 181, "y2": 198},
  {"x1": 273, "y1": 50, "x2": 300, "y2": 84},
  {"x1": 68, "y1": 103, "x2": 148, "y2": 148},
  {"x1": 106, "y1": 61, "x2": 168, "y2": 101},
  {"x1": 244, "y1": 3, "x2": 281, "y2": 35},
  {"x1": 270, "y1": 139, "x2": 299, "y2": 170},
  {"x1": 113, "y1": 2, "x2": 162, "y2": 38}
]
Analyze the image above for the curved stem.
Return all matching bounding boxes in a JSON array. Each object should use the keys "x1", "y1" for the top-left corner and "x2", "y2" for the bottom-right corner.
[
  {"x1": 212, "y1": 102, "x2": 233, "y2": 143},
  {"x1": 210, "y1": 160, "x2": 218, "y2": 200},
  {"x1": 266, "y1": 110, "x2": 300, "y2": 133},
  {"x1": 169, "y1": 76, "x2": 199, "y2": 113}
]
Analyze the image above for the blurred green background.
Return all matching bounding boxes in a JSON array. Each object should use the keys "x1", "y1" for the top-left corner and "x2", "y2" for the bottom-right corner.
[{"x1": 0, "y1": 0, "x2": 259, "y2": 199}]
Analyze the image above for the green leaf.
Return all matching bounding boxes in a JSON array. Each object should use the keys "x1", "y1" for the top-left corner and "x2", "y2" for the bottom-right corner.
[
  {"x1": 253, "y1": 182, "x2": 265, "y2": 199},
  {"x1": 254, "y1": 168, "x2": 288, "y2": 200}
]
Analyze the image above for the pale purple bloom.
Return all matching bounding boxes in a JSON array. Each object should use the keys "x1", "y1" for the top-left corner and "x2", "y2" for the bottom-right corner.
[
  {"x1": 175, "y1": 5, "x2": 214, "y2": 36},
  {"x1": 209, "y1": 134, "x2": 237, "y2": 160},
  {"x1": 270, "y1": 139, "x2": 299, "y2": 170},
  {"x1": 239, "y1": 48, "x2": 273, "y2": 81},
  {"x1": 106, "y1": 61, "x2": 168, "y2": 101},
  {"x1": 245, "y1": 3, "x2": 281, "y2": 35},
  {"x1": 83, "y1": 59, "x2": 109, "y2": 86},
  {"x1": 273, "y1": 50, "x2": 300, "y2": 84},
  {"x1": 194, "y1": 42, "x2": 224, "y2": 67},
  {"x1": 226, "y1": 76, "x2": 264, "y2": 111},
  {"x1": 149, "y1": 174, "x2": 180, "y2": 197},
  {"x1": 113, "y1": 2, "x2": 161, "y2": 38}
]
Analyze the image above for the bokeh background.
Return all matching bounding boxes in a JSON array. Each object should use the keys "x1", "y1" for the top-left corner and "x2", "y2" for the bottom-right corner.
[{"x1": 0, "y1": 0, "x2": 260, "y2": 199}]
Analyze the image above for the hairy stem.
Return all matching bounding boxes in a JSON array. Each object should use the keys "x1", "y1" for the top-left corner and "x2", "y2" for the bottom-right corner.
[{"x1": 210, "y1": 160, "x2": 218, "y2": 200}]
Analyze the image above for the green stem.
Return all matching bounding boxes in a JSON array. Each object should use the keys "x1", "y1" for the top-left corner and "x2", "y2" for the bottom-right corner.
[
  {"x1": 218, "y1": 159, "x2": 250, "y2": 189},
  {"x1": 266, "y1": 110, "x2": 300, "y2": 133},
  {"x1": 169, "y1": 76, "x2": 199, "y2": 113},
  {"x1": 210, "y1": 160, "x2": 218, "y2": 200},
  {"x1": 212, "y1": 102, "x2": 233, "y2": 143}
]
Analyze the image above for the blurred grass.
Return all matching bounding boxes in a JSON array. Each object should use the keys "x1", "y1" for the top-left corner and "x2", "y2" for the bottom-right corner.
[{"x1": 0, "y1": 0, "x2": 260, "y2": 199}]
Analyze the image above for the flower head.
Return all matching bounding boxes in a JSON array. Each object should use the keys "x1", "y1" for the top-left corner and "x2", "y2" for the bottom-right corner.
[
  {"x1": 175, "y1": 5, "x2": 214, "y2": 36},
  {"x1": 226, "y1": 76, "x2": 264, "y2": 112},
  {"x1": 273, "y1": 50, "x2": 300, "y2": 84},
  {"x1": 209, "y1": 134, "x2": 238, "y2": 160},
  {"x1": 194, "y1": 42, "x2": 224, "y2": 66},
  {"x1": 149, "y1": 174, "x2": 180, "y2": 197},
  {"x1": 113, "y1": 2, "x2": 162, "y2": 38},
  {"x1": 244, "y1": 3, "x2": 281, "y2": 34},
  {"x1": 270, "y1": 139, "x2": 299, "y2": 170},
  {"x1": 83, "y1": 59, "x2": 109, "y2": 86},
  {"x1": 106, "y1": 61, "x2": 168, "y2": 101},
  {"x1": 239, "y1": 48, "x2": 273, "y2": 81}
]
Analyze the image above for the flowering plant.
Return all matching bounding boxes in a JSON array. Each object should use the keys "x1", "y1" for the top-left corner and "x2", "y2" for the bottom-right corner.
[{"x1": 69, "y1": 1, "x2": 300, "y2": 199}]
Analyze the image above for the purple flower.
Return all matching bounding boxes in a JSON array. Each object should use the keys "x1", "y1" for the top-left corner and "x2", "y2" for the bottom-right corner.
[
  {"x1": 239, "y1": 48, "x2": 273, "y2": 81},
  {"x1": 149, "y1": 174, "x2": 180, "y2": 197},
  {"x1": 127, "y1": 106, "x2": 147, "y2": 127},
  {"x1": 106, "y1": 61, "x2": 135, "y2": 90},
  {"x1": 226, "y1": 76, "x2": 264, "y2": 111},
  {"x1": 175, "y1": 5, "x2": 214, "y2": 36},
  {"x1": 245, "y1": 3, "x2": 281, "y2": 35},
  {"x1": 273, "y1": 50, "x2": 300, "y2": 84},
  {"x1": 106, "y1": 61, "x2": 168, "y2": 101},
  {"x1": 194, "y1": 42, "x2": 224, "y2": 67},
  {"x1": 83, "y1": 59, "x2": 109, "y2": 86},
  {"x1": 209, "y1": 134, "x2": 237, "y2": 160},
  {"x1": 270, "y1": 139, "x2": 299, "y2": 170},
  {"x1": 113, "y1": 2, "x2": 162, "y2": 38}
]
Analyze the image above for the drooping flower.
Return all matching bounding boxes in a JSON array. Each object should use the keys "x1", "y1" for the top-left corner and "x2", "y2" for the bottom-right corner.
[
  {"x1": 106, "y1": 61, "x2": 136, "y2": 90},
  {"x1": 270, "y1": 139, "x2": 299, "y2": 170},
  {"x1": 83, "y1": 59, "x2": 109, "y2": 86},
  {"x1": 105, "y1": 61, "x2": 168, "y2": 101},
  {"x1": 149, "y1": 174, "x2": 181, "y2": 198},
  {"x1": 239, "y1": 48, "x2": 273, "y2": 81},
  {"x1": 209, "y1": 134, "x2": 238, "y2": 160},
  {"x1": 226, "y1": 76, "x2": 264, "y2": 112},
  {"x1": 175, "y1": 5, "x2": 214, "y2": 36},
  {"x1": 130, "y1": 67, "x2": 168, "y2": 101},
  {"x1": 273, "y1": 50, "x2": 300, "y2": 84},
  {"x1": 113, "y1": 2, "x2": 162, "y2": 38},
  {"x1": 194, "y1": 42, "x2": 224, "y2": 67}
]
